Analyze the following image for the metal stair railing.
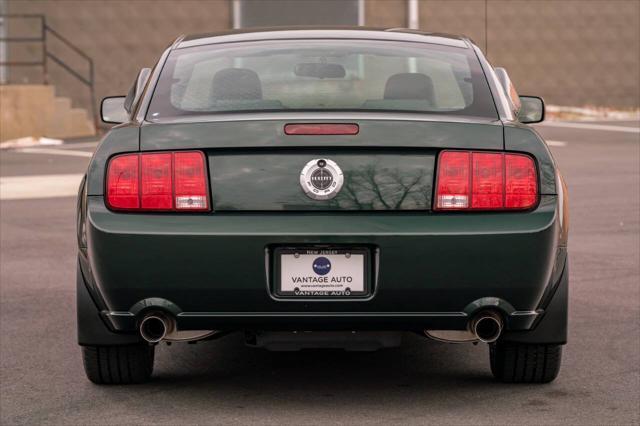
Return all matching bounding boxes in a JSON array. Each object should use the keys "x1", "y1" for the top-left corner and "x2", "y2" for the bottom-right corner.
[{"x1": 0, "y1": 14, "x2": 97, "y2": 128}]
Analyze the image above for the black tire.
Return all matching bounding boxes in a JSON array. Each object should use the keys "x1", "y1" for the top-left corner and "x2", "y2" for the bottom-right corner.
[
  {"x1": 81, "y1": 344, "x2": 155, "y2": 384},
  {"x1": 490, "y1": 342, "x2": 562, "y2": 383}
]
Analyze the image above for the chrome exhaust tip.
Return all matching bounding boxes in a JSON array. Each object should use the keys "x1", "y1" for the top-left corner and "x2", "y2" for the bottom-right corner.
[
  {"x1": 469, "y1": 311, "x2": 503, "y2": 343},
  {"x1": 139, "y1": 312, "x2": 174, "y2": 343}
]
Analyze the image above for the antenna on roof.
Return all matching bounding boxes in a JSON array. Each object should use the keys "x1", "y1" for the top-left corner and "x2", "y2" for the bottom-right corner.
[{"x1": 484, "y1": 0, "x2": 489, "y2": 57}]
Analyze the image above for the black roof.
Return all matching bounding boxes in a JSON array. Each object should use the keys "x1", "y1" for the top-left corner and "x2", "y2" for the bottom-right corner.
[{"x1": 176, "y1": 27, "x2": 470, "y2": 49}]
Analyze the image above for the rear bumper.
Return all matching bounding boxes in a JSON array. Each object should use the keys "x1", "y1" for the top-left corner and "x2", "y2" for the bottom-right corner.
[{"x1": 82, "y1": 195, "x2": 564, "y2": 334}]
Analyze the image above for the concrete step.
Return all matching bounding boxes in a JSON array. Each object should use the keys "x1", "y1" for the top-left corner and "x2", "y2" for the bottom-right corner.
[
  {"x1": 68, "y1": 108, "x2": 95, "y2": 138},
  {"x1": 0, "y1": 85, "x2": 58, "y2": 141},
  {"x1": 0, "y1": 85, "x2": 95, "y2": 141},
  {"x1": 53, "y1": 97, "x2": 72, "y2": 111}
]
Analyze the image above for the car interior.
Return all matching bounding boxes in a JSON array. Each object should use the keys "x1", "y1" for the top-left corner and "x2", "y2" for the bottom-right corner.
[{"x1": 203, "y1": 67, "x2": 438, "y2": 111}]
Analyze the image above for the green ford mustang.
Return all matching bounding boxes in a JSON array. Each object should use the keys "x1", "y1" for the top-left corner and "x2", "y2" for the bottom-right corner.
[{"x1": 77, "y1": 28, "x2": 569, "y2": 384}]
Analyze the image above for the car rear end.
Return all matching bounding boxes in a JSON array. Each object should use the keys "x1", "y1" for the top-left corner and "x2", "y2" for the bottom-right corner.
[{"x1": 77, "y1": 30, "x2": 568, "y2": 384}]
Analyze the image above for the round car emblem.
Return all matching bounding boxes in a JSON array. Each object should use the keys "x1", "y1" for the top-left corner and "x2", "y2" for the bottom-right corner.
[
  {"x1": 310, "y1": 168, "x2": 333, "y2": 190},
  {"x1": 300, "y1": 158, "x2": 344, "y2": 200}
]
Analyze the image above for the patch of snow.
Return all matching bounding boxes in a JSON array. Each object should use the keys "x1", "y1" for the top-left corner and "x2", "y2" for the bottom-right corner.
[
  {"x1": 0, "y1": 137, "x2": 64, "y2": 150},
  {"x1": 546, "y1": 105, "x2": 640, "y2": 121}
]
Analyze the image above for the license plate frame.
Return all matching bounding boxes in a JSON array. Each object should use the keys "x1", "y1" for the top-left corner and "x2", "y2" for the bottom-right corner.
[{"x1": 273, "y1": 247, "x2": 371, "y2": 299}]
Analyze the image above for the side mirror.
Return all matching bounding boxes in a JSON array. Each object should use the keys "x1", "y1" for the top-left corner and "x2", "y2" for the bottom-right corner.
[
  {"x1": 518, "y1": 96, "x2": 545, "y2": 124},
  {"x1": 101, "y1": 96, "x2": 128, "y2": 124}
]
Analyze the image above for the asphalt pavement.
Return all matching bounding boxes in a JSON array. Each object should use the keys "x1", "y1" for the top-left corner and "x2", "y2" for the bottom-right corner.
[{"x1": 0, "y1": 121, "x2": 638, "y2": 425}]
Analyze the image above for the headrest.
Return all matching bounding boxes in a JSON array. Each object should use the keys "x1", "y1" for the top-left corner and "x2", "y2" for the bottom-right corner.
[
  {"x1": 211, "y1": 68, "x2": 263, "y2": 101},
  {"x1": 384, "y1": 73, "x2": 435, "y2": 101}
]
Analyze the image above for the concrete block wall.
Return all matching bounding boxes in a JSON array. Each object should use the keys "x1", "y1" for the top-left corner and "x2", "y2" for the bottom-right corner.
[
  {"x1": 419, "y1": 0, "x2": 640, "y2": 109},
  {"x1": 6, "y1": 0, "x2": 232, "y2": 116},
  {"x1": 5, "y1": 0, "x2": 640, "y2": 110}
]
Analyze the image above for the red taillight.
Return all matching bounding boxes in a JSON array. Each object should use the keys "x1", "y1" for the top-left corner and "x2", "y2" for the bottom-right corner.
[
  {"x1": 174, "y1": 151, "x2": 208, "y2": 210},
  {"x1": 284, "y1": 123, "x2": 359, "y2": 135},
  {"x1": 505, "y1": 154, "x2": 538, "y2": 209},
  {"x1": 106, "y1": 154, "x2": 139, "y2": 209},
  {"x1": 435, "y1": 151, "x2": 470, "y2": 209},
  {"x1": 141, "y1": 153, "x2": 172, "y2": 209},
  {"x1": 435, "y1": 150, "x2": 537, "y2": 211},
  {"x1": 472, "y1": 152, "x2": 503, "y2": 209},
  {"x1": 106, "y1": 151, "x2": 209, "y2": 212}
]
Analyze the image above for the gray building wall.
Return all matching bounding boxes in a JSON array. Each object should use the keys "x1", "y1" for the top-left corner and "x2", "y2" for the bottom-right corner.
[
  {"x1": 6, "y1": 0, "x2": 231, "y2": 115},
  {"x1": 419, "y1": 0, "x2": 640, "y2": 109},
  {"x1": 5, "y1": 0, "x2": 640, "y2": 114}
]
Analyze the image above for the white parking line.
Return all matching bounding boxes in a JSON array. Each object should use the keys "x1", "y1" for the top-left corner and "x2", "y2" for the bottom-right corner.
[
  {"x1": 0, "y1": 173, "x2": 84, "y2": 200},
  {"x1": 546, "y1": 140, "x2": 568, "y2": 147},
  {"x1": 539, "y1": 122, "x2": 640, "y2": 133},
  {"x1": 16, "y1": 147, "x2": 93, "y2": 158}
]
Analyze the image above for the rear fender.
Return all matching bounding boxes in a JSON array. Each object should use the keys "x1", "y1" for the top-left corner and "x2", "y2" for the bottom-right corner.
[
  {"x1": 504, "y1": 123, "x2": 558, "y2": 195},
  {"x1": 86, "y1": 124, "x2": 139, "y2": 196},
  {"x1": 501, "y1": 257, "x2": 568, "y2": 345},
  {"x1": 77, "y1": 258, "x2": 141, "y2": 346}
]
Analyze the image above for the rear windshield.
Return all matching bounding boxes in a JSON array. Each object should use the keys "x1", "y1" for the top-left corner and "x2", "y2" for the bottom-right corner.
[{"x1": 147, "y1": 39, "x2": 497, "y2": 119}]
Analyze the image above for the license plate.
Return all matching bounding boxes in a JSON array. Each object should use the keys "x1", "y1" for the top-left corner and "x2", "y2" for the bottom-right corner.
[{"x1": 275, "y1": 248, "x2": 370, "y2": 298}]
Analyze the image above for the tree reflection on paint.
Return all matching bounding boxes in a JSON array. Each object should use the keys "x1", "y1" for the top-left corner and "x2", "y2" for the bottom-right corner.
[{"x1": 331, "y1": 164, "x2": 430, "y2": 210}]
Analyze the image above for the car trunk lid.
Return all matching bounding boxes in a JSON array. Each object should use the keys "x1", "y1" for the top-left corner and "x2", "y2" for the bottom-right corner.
[{"x1": 140, "y1": 117, "x2": 503, "y2": 211}]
